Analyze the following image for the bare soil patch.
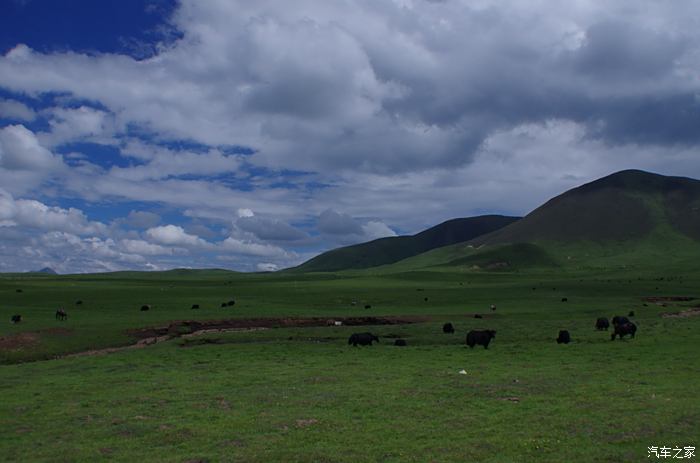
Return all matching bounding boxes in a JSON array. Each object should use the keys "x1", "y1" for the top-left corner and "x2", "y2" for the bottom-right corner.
[
  {"x1": 0, "y1": 327, "x2": 73, "y2": 351},
  {"x1": 643, "y1": 296, "x2": 695, "y2": 303},
  {"x1": 129, "y1": 315, "x2": 430, "y2": 340},
  {"x1": 661, "y1": 308, "x2": 700, "y2": 318},
  {"x1": 61, "y1": 316, "x2": 429, "y2": 359}
]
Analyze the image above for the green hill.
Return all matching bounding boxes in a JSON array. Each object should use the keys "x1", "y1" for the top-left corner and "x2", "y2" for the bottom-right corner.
[
  {"x1": 292, "y1": 215, "x2": 519, "y2": 272},
  {"x1": 370, "y1": 170, "x2": 700, "y2": 273},
  {"x1": 472, "y1": 169, "x2": 700, "y2": 245}
]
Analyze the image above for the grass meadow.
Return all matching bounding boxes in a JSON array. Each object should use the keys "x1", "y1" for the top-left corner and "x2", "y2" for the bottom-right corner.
[{"x1": 1, "y1": 265, "x2": 699, "y2": 462}]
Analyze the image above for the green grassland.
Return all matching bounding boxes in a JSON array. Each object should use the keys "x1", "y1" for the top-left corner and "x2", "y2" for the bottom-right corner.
[{"x1": 1, "y1": 247, "x2": 699, "y2": 462}]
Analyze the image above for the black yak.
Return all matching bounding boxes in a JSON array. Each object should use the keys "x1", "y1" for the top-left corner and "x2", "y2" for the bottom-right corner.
[
  {"x1": 490, "y1": 304, "x2": 497, "y2": 311},
  {"x1": 474, "y1": 314, "x2": 483, "y2": 319},
  {"x1": 595, "y1": 317, "x2": 610, "y2": 331},
  {"x1": 364, "y1": 304, "x2": 372, "y2": 309},
  {"x1": 466, "y1": 330, "x2": 496, "y2": 349},
  {"x1": 10, "y1": 314, "x2": 22, "y2": 323},
  {"x1": 611, "y1": 322, "x2": 636, "y2": 340},
  {"x1": 628, "y1": 310, "x2": 635, "y2": 317},
  {"x1": 227, "y1": 300, "x2": 236, "y2": 306},
  {"x1": 140, "y1": 304, "x2": 150, "y2": 311},
  {"x1": 561, "y1": 297, "x2": 568, "y2": 302},
  {"x1": 612, "y1": 315, "x2": 629, "y2": 326},
  {"x1": 55, "y1": 309, "x2": 67, "y2": 321},
  {"x1": 191, "y1": 304, "x2": 200, "y2": 309},
  {"x1": 221, "y1": 302, "x2": 227, "y2": 308},
  {"x1": 348, "y1": 332, "x2": 379, "y2": 346},
  {"x1": 75, "y1": 300, "x2": 83, "y2": 305},
  {"x1": 556, "y1": 330, "x2": 571, "y2": 344},
  {"x1": 394, "y1": 339, "x2": 407, "y2": 346},
  {"x1": 443, "y1": 322, "x2": 455, "y2": 334}
]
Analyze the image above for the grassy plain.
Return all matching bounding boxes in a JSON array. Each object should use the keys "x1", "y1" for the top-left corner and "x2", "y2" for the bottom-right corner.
[{"x1": 1, "y1": 259, "x2": 699, "y2": 462}]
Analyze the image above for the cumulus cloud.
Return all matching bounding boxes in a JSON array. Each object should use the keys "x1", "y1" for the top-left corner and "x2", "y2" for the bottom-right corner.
[
  {"x1": 0, "y1": 124, "x2": 62, "y2": 171},
  {"x1": 1, "y1": 1, "x2": 700, "y2": 272},
  {"x1": 40, "y1": 106, "x2": 119, "y2": 147},
  {"x1": 0, "y1": 189, "x2": 106, "y2": 235},
  {"x1": 0, "y1": 98, "x2": 36, "y2": 121},
  {"x1": 256, "y1": 262, "x2": 279, "y2": 272},
  {"x1": 236, "y1": 215, "x2": 308, "y2": 241},
  {"x1": 221, "y1": 236, "x2": 290, "y2": 258},
  {"x1": 146, "y1": 224, "x2": 210, "y2": 248},
  {"x1": 317, "y1": 209, "x2": 396, "y2": 245},
  {"x1": 123, "y1": 210, "x2": 161, "y2": 229},
  {"x1": 318, "y1": 209, "x2": 364, "y2": 236},
  {"x1": 110, "y1": 141, "x2": 241, "y2": 181},
  {"x1": 121, "y1": 239, "x2": 174, "y2": 256}
]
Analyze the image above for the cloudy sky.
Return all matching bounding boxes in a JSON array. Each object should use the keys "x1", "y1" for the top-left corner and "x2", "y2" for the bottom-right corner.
[{"x1": 1, "y1": 0, "x2": 700, "y2": 273}]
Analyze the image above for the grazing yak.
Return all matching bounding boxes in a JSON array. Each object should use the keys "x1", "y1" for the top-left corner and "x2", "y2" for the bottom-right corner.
[
  {"x1": 348, "y1": 332, "x2": 379, "y2": 347},
  {"x1": 628, "y1": 310, "x2": 635, "y2": 317},
  {"x1": 221, "y1": 302, "x2": 227, "y2": 308},
  {"x1": 556, "y1": 330, "x2": 571, "y2": 344},
  {"x1": 561, "y1": 297, "x2": 568, "y2": 302},
  {"x1": 612, "y1": 315, "x2": 630, "y2": 326},
  {"x1": 611, "y1": 322, "x2": 637, "y2": 340},
  {"x1": 490, "y1": 304, "x2": 497, "y2": 311},
  {"x1": 191, "y1": 304, "x2": 200, "y2": 310},
  {"x1": 75, "y1": 300, "x2": 83, "y2": 305},
  {"x1": 394, "y1": 339, "x2": 407, "y2": 347},
  {"x1": 595, "y1": 317, "x2": 610, "y2": 331},
  {"x1": 474, "y1": 314, "x2": 483, "y2": 319},
  {"x1": 443, "y1": 322, "x2": 455, "y2": 334},
  {"x1": 55, "y1": 309, "x2": 67, "y2": 321},
  {"x1": 10, "y1": 315, "x2": 22, "y2": 323},
  {"x1": 227, "y1": 300, "x2": 236, "y2": 306},
  {"x1": 140, "y1": 304, "x2": 151, "y2": 311},
  {"x1": 466, "y1": 330, "x2": 496, "y2": 349},
  {"x1": 364, "y1": 304, "x2": 372, "y2": 309}
]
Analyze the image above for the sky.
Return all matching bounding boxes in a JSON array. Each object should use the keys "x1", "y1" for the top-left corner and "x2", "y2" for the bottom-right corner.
[{"x1": 1, "y1": 0, "x2": 700, "y2": 273}]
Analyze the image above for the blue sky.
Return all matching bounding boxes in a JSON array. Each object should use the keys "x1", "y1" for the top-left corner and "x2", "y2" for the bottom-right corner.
[{"x1": 1, "y1": 0, "x2": 700, "y2": 273}]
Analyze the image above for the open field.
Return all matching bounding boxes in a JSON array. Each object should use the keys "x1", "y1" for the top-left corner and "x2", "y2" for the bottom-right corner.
[{"x1": 1, "y1": 264, "x2": 699, "y2": 462}]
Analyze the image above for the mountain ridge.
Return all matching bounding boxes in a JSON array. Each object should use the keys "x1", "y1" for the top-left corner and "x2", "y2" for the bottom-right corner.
[{"x1": 292, "y1": 215, "x2": 520, "y2": 272}]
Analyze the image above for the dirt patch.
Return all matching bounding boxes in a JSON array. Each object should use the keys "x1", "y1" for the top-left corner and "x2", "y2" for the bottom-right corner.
[
  {"x1": 0, "y1": 327, "x2": 74, "y2": 351},
  {"x1": 295, "y1": 418, "x2": 319, "y2": 428},
  {"x1": 643, "y1": 296, "x2": 695, "y2": 302},
  {"x1": 60, "y1": 316, "x2": 428, "y2": 359},
  {"x1": 129, "y1": 315, "x2": 430, "y2": 340},
  {"x1": 661, "y1": 308, "x2": 700, "y2": 318},
  {"x1": 0, "y1": 332, "x2": 40, "y2": 350}
]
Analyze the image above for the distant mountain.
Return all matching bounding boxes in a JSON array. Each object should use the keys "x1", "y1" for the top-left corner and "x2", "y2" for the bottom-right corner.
[
  {"x1": 471, "y1": 169, "x2": 700, "y2": 246},
  {"x1": 33, "y1": 267, "x2": 58, "y2": 274},
  {"x1": 293, "y1": 215, "x2": 520, "y2": 272}
]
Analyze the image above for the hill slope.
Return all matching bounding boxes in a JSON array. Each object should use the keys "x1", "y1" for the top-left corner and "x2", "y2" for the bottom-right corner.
[
  {"x1": 374, "y1": 170, "x2": 700, "y2": 273},
  {"x1": 293, "y1": 215, "x2": 519, "y2": 272},
  {"x1": 471, "y1": 169, "x2": 700, "y2": 246}
]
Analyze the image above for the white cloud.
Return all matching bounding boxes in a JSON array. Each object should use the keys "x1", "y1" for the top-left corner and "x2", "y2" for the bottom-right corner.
[
  {"x1": 121, "y1": 239, "x2": 174, "y2": 256},
  {"x1": 256, "y1": 262, "x2": 279, "y2": 272},
  {"x1": 221, "y1": 236, "x2": 290, "y2": 258},
  {"x1": 362, "y1": 221, "x2": 397, "y2": 240},
  {"x1": 0, "y1": 98, "x2": 36, "y2": 121},
  {"x1": 39, "y1": 106, "x2": 119, "y2": 147},
  {"x1": 146, "y1": 224, "x2": 210, "y2": 248},
  {"x1": 0, "y1": 124, "x2": 62, "y2": 171},
  {"x1": 0, "y1": 189, "x2": 106, "y2": 235}
]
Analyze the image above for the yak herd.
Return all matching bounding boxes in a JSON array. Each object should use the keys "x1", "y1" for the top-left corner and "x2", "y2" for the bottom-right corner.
[
  {"x1": 348, "y1": 312, "x2": 638, "y2": 349},
  {"x1": 9, "y1": 291, "x2": 638, "y2": 350}
]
